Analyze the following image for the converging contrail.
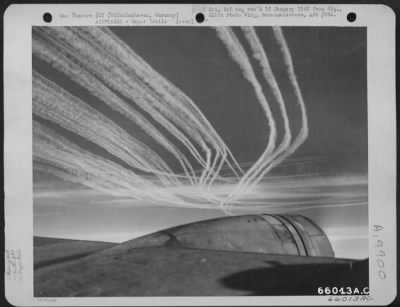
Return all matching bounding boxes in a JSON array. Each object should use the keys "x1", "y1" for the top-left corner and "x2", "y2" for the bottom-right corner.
[{"x1": 33, "y1": 26, "x2": 309, "y2": 212}]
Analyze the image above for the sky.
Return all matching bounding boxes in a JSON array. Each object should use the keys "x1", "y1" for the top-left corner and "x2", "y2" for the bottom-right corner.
[{"x1": 33, "y1": 26, "x2": 368, "y2": 259}]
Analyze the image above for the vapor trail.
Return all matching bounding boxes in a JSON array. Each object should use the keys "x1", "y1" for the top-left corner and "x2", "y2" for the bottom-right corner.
[
  {"x1": 33, "y1": 71, "x2": 180, "y2": 186},
  {"x1": 70, "y1": 26, "x2": 235, "y2": 185},
  {"x1": 32, "y1": 32, "x2": 197, "y2": 185},
  {"x1": 33, "y1": 26, "x2": 309, "y2": 212},
  {"x1": 220, "y1": 27, "x2": 296, "y2": 206},
  {"x1": 35, "y1": 27, "x2": 211, "y2": 178},
  {"x1": 236, "y1": 27, "x2": 292, "y2": 181},
  {"x1": 214, "y1": 27, "x2": 280, "y2": 208},
  {"x1": 85, "y1": 27, "x2": 243, "y2": 181},
  {"x1": 225, "y1": 27, "x2": 309, "y2": 207},
  {"x1": 34, "y1": 122, "x2": 222, "y2": 206}
]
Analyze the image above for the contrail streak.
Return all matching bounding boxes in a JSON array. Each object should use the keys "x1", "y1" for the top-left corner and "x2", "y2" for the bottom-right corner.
[
  {"x1": 214, "y1": 27, "x2": 285, "y2": 209},
  {"x1": 34, "y1": 27, "x2": 211, "y2": 176},
  {"x1": 234, "y1": 27, "x2": 292, "y2": 186},
  {"x1": 33, "y1": 26, "x2": 309, "y2": 212},
  {"x1": 74, "y1": 26, "x2": 238, "y2": 185},
  {"x1": 225, "y1": 27, "x2": 309, "y2": 208},
  {"x1": 85, "y1": 27, "x2": 243, "y2": 181},
  {"x1": 33, "y1": 71, "x2": 180, "y2": 186},
  {"x1": 32, "y1": 32, "x2": 197, "y2": 185}
]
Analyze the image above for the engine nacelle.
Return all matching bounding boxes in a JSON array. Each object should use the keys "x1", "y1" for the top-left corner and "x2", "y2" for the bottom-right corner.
[{"x1": 125, "y1": 214, "x2": 334, "y2": 257}]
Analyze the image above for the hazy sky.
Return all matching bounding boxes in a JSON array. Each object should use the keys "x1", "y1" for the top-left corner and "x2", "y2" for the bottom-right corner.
[{"x1": 33, "y1": 26, "x2": 368, "y2": 259}]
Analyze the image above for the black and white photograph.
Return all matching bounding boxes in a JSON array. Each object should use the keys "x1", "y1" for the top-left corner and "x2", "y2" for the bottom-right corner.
[
  {"x1": 3, "y1": 3, "x2": 397, "y2": 305},
  {"x1": 32, "y1": 25, "x2": 369, "y2": 296}
]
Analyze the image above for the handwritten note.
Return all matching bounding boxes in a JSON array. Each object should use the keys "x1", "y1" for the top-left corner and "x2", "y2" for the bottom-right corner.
[{"x1": 5, "y1": 249, "x2": 23, "y2": 281}]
